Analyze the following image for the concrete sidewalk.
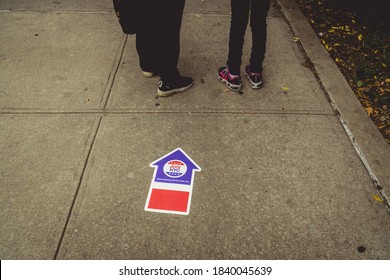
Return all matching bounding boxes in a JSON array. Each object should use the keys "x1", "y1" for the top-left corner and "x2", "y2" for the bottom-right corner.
[{"x1": 0, "y1": 0, "x2": 389, "y2": 260}]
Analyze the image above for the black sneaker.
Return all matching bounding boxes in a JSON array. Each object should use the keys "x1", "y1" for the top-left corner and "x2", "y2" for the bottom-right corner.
[
  {"x1": 157, "y1": 76, "x2": 194, "y2": 97},
  {"x1": 244, "y1": 65, "x2": 263, "y2": 89},
  {"x1": 217, "y1": 66, "x2": 242, "y2": 92}
]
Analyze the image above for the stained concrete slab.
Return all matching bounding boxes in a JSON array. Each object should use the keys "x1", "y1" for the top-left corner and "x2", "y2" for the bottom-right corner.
[
  {"x1": 0, "y1": 115, "x2": 98, "y2": 259},
  {"x1": 0, "y1": 12, "x2": 123, "y2": 110},
  {"x1": 108, "y1": 16, "x2": 332, "y2": 115},
  {"x1": 57, "y1": 115, "x2": 390, "y2": 259},
  {"x1": 185, "y1": 0, "x2": 230, "y2": 15},
  {"x1": 0, "y1": 0, "x2": 113, "y2": 11},
  {"x1": 1, "y1": 0, "x2": 389, "y2": 261},
  {"x1": 0, "y1": 0, "x2": 230, "y2": 14}
]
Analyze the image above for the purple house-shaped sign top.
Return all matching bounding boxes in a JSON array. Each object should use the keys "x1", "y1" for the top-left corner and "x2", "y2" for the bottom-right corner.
[{"x1": 150, "y1": 148, "x2": 201, "y2": 186}]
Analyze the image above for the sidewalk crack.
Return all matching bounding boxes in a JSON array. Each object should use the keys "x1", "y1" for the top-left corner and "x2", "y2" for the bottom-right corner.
[{"x1": 53, "y1": 116, "x2": 103, "y2": 259}]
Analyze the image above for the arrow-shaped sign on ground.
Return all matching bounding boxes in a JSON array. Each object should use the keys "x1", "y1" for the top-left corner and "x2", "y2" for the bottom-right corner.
[{"x1": 145, "y1": 148, "x2": 201, "y2": 215}]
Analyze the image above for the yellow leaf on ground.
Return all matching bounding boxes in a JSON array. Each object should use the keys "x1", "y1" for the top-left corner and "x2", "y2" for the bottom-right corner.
[
  {"x1": 372, "y1": 195, "x2": 384, "y2": 202},
  {"x1": 281, "y1": 87, "x2": 289, "y2": 91},
  {"x1": 385, "y1": 79, "x2": 390, "y2": 83},
  {"x1": 358, "y1": 34, "x2": 363, "y2": 41},
  {"x1": 365, "y1": 107, "x2": 373, "y2": 116}
]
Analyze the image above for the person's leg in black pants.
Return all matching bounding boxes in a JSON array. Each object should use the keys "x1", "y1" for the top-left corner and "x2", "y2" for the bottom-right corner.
[
  {"x1": 227, "y1": 0, "x2": 270, "y2": 75},
  {"x1": 156, "y1": 0, "x2": 185, "y2": 83},
  {"x1": 135, "y1": 0, "x2": 184, "y2": 79},
  {"x1": 136, "y1": 0, "x2": 159, "y2": 74},
  {"x1": 227, "y1": 0, "x2": 251, "y2": 76},
  {"x1": 135, "y1": 0, "x2": 192, "y2": 96},
  {"x1": 249, "y1": 0, "x2": 271, "y2": 73}
]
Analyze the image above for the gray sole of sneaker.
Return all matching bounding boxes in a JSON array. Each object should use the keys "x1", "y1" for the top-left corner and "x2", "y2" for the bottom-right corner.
[
  {"x1": 218, "y1": 76, "x2": 242, "y2": 92},
  {"x1": 157, "y1": 81, "x2": 194, "y2": 97},
  {"x1": 245, "y1": 74, "x2": 263, "y2": 89}
]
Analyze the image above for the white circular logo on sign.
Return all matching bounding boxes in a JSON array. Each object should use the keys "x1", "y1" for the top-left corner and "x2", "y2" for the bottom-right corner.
[{"x1": 163, "y1": 160, "x2": 187, "y2": 178}]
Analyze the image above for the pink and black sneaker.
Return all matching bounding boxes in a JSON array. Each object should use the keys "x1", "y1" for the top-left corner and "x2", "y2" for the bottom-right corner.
[
  {"x1": 245, "y1": 65, "x2": 263, "y2": 89},
  {"x1": 218, "y1": 67, "x2": 242, "y2": 92}
]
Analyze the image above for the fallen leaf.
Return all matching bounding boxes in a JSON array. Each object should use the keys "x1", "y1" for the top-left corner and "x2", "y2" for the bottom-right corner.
[
  {"x1": 372, "y1": 195, "x2": 384, "y2": 202},
  {"x1": 356, "y1": 80, "x2": 364, "y2": 87},
  {"x1": 385, "y1": 79, "x2": 390, "y2": 83},
  {"x1": 358, "y1": 34, "x2": 363, "y2": 41},
  {"x1": 365, "y1": 107, "x2": 373, "y2": 116},
  {"x1": 281, "y1": 87, "x2": 289, "y2": 91}
]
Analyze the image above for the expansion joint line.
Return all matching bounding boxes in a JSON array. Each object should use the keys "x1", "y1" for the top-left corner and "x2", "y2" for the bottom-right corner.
[
  {"x1": 54, "y1": 117, "x2": 103, "y2": 259},
  {"x1": 53, "y1": 34, "x2": 129, "y2": 259},
  {"x1": 100, "y1": 34, "x2": 128, "y2": 109}
]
